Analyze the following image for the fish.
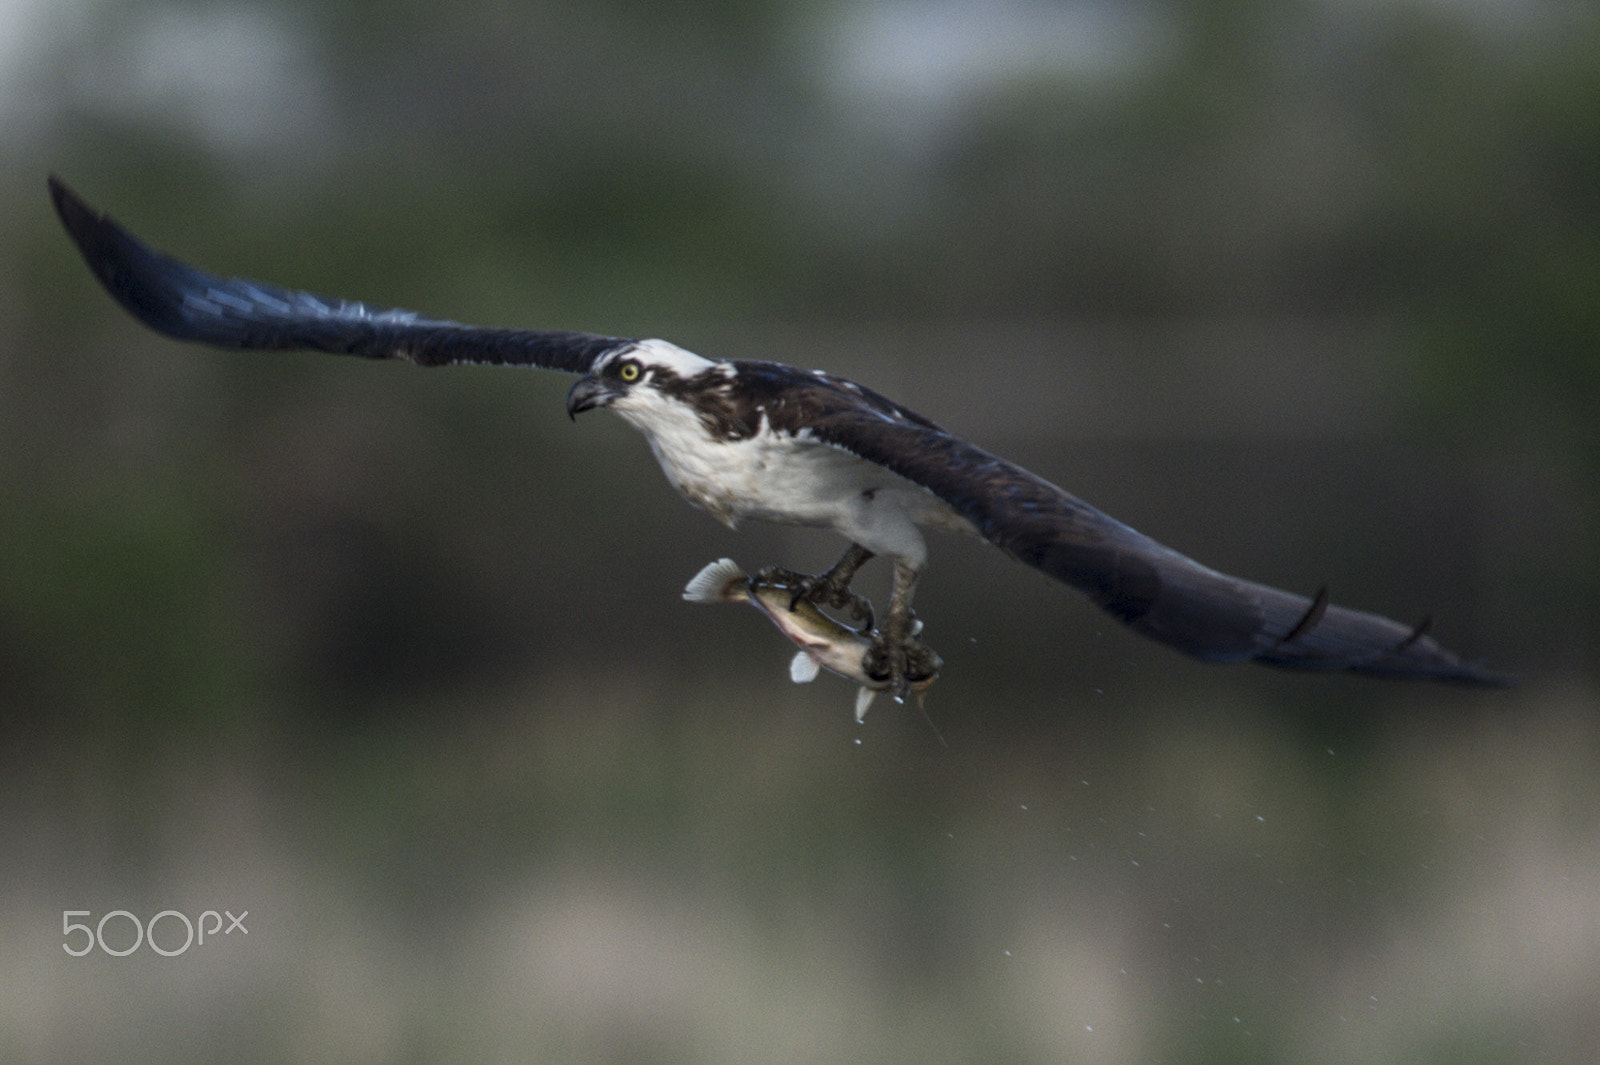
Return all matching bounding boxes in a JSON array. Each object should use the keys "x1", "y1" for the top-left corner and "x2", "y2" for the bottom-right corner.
[{"x1": 683, "y1": 558, "x2": 939, "y2": 721}]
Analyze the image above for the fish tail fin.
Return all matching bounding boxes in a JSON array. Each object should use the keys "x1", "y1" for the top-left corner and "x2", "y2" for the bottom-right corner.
[
  {"x1": 682, "y1": 558, "x2": 750, "y2": 603},
  {"x1": 854, "y1": 687, "x2": 876, "y2": 722}
]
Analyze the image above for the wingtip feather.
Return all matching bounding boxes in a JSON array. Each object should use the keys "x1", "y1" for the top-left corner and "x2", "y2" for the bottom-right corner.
[{"x1": 47, "y1": 175, "x2": 104, "y2": 256}]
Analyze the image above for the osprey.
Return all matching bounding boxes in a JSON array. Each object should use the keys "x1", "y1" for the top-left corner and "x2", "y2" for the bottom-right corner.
[{"x1": 49, "y1": 177, "x2": 1509, "y2": 697}]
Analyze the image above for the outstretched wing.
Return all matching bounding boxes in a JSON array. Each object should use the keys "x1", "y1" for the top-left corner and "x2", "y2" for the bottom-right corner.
[
  {"x1": 790, "y1": 373, "x2": 1510, "y2": 686},
  {"x1": 49, "y1": 177, "x2": 633, "y2": 373}
]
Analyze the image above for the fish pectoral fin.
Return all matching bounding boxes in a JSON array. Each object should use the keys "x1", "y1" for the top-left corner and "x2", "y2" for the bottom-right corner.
[
  {"x1": 854, "y1": 687, "x2": 876, "y2": 722},
  {"x1": 789, "y1": 651, "x2": 822, "y2": 684}
]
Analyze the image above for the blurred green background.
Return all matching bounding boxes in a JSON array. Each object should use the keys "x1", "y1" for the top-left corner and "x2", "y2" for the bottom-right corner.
[{"x1": 2, "y1": 0, "x2": 1597, "y2": 1061}]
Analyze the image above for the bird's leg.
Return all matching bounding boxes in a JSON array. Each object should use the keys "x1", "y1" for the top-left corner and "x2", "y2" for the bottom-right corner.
[
  {"x1": 776, "y1": 543, "x2": 876, "y2": 632},
  {"x1": 863, "y1": 558, "x2": 942, "y2": 701}
]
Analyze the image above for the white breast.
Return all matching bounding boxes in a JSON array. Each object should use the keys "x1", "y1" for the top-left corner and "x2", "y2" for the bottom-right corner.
[{"x1": 610, "y1": 380, "x2": 976, "y2": 563}]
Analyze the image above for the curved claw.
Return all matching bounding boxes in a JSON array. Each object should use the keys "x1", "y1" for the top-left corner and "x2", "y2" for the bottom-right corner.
[
  {"x1": 864, "y1": 622, "x2": 942, "y2": 702},
  {"x1": 785, "y1": 571, "x2": 875, "y2": 634}
]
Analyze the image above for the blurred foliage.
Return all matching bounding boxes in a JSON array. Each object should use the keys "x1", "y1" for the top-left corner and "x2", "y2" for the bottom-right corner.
[
  {"x1": 0, "y1": 0, "x2": 1591, "y2": 761},
  {"x1": 0, "y1": 0, "x2": 1589, "y2": 758},
  {"x1": 7, "y1": 0, "x2": 1590, "y2": 711}
]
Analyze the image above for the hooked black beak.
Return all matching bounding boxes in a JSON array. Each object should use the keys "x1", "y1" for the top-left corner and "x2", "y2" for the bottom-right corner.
[{"x1": 565, "y1": 375, "x2": 616, "y2": 420}]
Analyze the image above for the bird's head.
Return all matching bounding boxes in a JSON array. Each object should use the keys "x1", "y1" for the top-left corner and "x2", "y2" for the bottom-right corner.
[{"x1": 565, "y1": 338, "x2": 720, "y2": 421}]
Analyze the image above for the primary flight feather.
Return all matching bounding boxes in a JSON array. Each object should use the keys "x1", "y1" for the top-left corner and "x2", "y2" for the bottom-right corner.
[{"x1": 49, "y1": 176, "x2": 1509, "y2": 695}]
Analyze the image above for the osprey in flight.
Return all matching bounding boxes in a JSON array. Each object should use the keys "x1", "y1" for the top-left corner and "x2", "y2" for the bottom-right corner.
[{"x1": 49, "y1": 177, "x2": 1508, "y2": 696}]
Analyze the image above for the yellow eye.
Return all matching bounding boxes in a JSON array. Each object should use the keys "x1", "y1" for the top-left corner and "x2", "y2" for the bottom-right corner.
[{"x1": 618, "y1": 361, "x2": 641, "y2": 382}]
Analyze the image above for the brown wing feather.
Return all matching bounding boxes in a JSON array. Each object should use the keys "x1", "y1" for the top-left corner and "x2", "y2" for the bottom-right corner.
[
  {"x1": 783, "y1": 374, "x2": 1509, "y2": 685},
  {"x1": 50, "y1": 177, "x2": 630, "y2": 373}
]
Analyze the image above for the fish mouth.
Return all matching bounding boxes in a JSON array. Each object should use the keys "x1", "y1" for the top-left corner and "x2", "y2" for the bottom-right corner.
[{"x1": 565, "y1": 375, "x2": 619, "y2": 419}]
